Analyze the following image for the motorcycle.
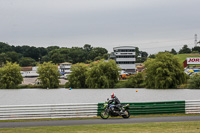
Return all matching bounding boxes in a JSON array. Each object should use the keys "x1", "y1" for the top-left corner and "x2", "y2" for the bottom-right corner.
[{"x1": 100, "y1": 98, "x2": 130, "y2": 119}]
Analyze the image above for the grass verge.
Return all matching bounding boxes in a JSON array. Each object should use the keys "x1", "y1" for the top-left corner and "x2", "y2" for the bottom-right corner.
[
  {"x1": 0, "y1": 121, "x2": 200, "y2": 133},
  {"x1": 1, "y1": 113, "x2": 200, "y2": 122}
]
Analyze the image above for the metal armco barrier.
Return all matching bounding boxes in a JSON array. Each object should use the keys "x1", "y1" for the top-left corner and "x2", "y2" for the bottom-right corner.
[
  {"x1": 0, "y1": 100, "x2": 199, "y2": 120},
  {"x1": 0, "y1": 103, "x2": 98, "y2": 120},
  {"x1": 185, "y1": 100, "x2": 200, "y2": 114},
  {"x1": 98, "y1": 101, "x2": 186, "y2": 116}
]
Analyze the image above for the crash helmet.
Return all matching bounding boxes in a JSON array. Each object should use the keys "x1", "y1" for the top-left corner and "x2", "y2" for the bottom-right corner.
[{"x1": 111, "y1": 93, "x2": 115, "y2": 98}]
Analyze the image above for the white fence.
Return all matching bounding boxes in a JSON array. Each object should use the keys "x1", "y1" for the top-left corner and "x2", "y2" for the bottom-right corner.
[
  {"x1": 185, "y1": 100, "x2": 200, "y2": 114},
  {"x1": 0, "y1": 100, "x2": 200, "y2": 120},
  {"x1": 0, "y1": 103, "x2": 98, "y2": 120}
]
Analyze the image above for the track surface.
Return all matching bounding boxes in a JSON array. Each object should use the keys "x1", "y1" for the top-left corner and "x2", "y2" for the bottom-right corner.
[{"x1": 0, "y1": 116, "x2": 200, "y2": 128}]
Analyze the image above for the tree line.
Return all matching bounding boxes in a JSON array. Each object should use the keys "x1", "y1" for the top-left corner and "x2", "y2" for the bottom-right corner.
[
  {"x1": 149, "y1": 45, "x2": 200, "y2": 58},
  {"x1": 0, "y1": 42, "x2": 148, "y2": 67},
  {"x1": 0, "y1": 42, "x2": 109, "y2": 66},
  {"x1": 1, "y1": 52, "x2": 200, "y2": 89}
]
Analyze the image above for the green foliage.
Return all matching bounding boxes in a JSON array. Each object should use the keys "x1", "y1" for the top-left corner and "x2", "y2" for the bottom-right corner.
[
  {"x1": 114, "y1": 80, "x2": 127, "y2": 88},
  {"x1": 37, "y1": 62, "x2": 61, "y2": 88},
  {"x1": 175, "y1": 53, "x2": 200, "y2": 63},
  {"x1": 187, "y1": 73, "x2": 200, "y2": 89},
  {"x1": 19, "y1": 57, "x2": 36, "y2": 67},
  {"x1": 149, "y1": 54, "x2": 156, "y2": 59},
  {"x1": 67, "y1": 63, "x2": 88, "y2": 88},
  {"x1": 86, "y1": 60, "x2": 121, "y2": 88},
  {"x1": 191, "y1": 51, "x2": 199, "y2": 53},
  {"x1": 0, "y1": 42, "x2": 12, "y2": 53},
  {"x1": 170, "y1": 48, "x2": 177, "y2": 55},
  {"x1": 144, "y1": 52, "x2": 187, "y2": 89},
  {"x1": 17, "y1": 84, "x2": 43, "y2": 89},
  {"x1": 0, "y1": 62, "x2": 23, "y2": 89},
  {"x1": 179, "y1": 45, "x2": 191, "y2": 54},
  {"x1": 192, "y1": 46, "x2": 200, "y2": 53},
  {"x1": 125, "y1": 72, "x2": 145, "y2": 88},
  {"x1": 48, "y1": 50, "x2": 65, "y2": 64},
  {"x1": 135, "y1": 47, "x2": 148, "y2": 63},
  {"x1": 114, "y1": 73, "x2": 145, "y2": 88}
]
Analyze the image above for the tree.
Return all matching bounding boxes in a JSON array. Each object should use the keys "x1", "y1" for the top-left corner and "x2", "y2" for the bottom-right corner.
[
  {"x1": 19, "y1": 57, "x2": 36, "y2": 67},
  {"x1": 141, "y1": 51, "x2": 148, "y2": 57},
  {"x1": 125, "y1": 72, "x2": 145, "y2": 88},
  {"x1": 0, "y1": 53, "x2": 10, "y2": 66},
  {"x1": 170, "y1": 48, "x2": 177, "y2": 55},
  {"x1": 0, "y1": 42, "x2": 12, "y2": 53},
  {"x1": 86, "y1": 59, "x2": 121, "y2": 88},
  {"x1": 68, "y1": 47, "x2": 87, "y2": 63},
  {"x1": 179, "y1": 45, "x2": 191, "y2": 54},
  {"x1": 83, "y1": 44, "x2": 93, "y2": 53},
  {"x1": 41, "y1": 55, "x2": 51, "y2": 63},
  {"x1": 37, "y1": 62, "x2": 61, "y2": 88},
  {"x1": 144, "y1": 52, "x2": 187, "y2": 89},
  {"x1": 47, "y1": 46, "x2": 60, "y2": 52},
  {"x1": 67, "y1": 63, "x2": 88, "y2": 88},
  {"x1": 135, "y1": 47, "x2": 148, "y2": 63},
  {"x1": 0, "y1": 62, "x2": 23, "y2": 89},
  {"x1": 188, "y1": 73, "x2": 200, "y2": 89},
  {"x1": 89, "y1": 47, "x2": 108, "y2": 60},
  {"x1": 192, "y1": 46, "x2": 200, "y2": 53},
  {"x1": 50, "y1": 51, "x2": 65, "y2": 64},
  {"x1": 149, "y1": 54, "x2": 156, "y2": 59}
]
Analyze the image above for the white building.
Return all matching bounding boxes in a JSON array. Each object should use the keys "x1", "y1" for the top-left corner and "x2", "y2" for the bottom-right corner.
[
  {"x1": 110, "y1": 46, "x2": 136, "y2": 74},
  {"x1": 59, "y1": 62, "x2": 72, "y2": 75},
  {"x1": 20, "y1": 66, "x2": 39, "y2": 77}
]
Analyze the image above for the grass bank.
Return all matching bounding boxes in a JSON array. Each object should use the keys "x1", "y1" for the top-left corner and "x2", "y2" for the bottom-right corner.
[
  {"x1": 175, "y1": 53, "x2": 200, "y2": 63},
  {"x1": 0, "y1": 121, "x2": 200, "y2": 133},
  {"x1": 16, "y1": 84, "x2": 66, "y2": 89}
]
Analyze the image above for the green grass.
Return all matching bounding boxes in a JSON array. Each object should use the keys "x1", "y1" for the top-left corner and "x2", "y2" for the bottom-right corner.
[
  {"x1": 175, "y1": 53, "x2": 200, "y2": 63},
  {"x1": 1, "y1": 113, "x2": 200, "y2": 122},
  {"x1": 0, "y1": 121, "x2": 200, "y2": 133}
]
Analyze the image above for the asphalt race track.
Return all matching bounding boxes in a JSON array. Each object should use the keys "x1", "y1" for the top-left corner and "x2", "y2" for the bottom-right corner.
[{"x1": 0, "y1": 116, "x2": 200, "y2": 128}]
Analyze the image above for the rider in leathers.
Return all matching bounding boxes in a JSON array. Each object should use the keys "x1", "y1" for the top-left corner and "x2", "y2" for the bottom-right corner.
[{"x1": 110, "y1": 93, "x2": 123, "y2": 113}]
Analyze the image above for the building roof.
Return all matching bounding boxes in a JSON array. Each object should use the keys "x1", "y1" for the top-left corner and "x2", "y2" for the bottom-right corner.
[
  {"x1": 60, "y1": 62, "x2": 72, "y2": 65},
  {"x1": 113, "y1": 46, "x2": 136, "y2": 49},
  {"x1": 21, "y1": 67, "x2": 32, "y2": 71}
]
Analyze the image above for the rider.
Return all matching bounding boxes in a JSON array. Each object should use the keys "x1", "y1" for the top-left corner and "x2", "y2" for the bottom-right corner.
[{"x1": 110, "y1": 93, "x2": 123, "y2": 113}]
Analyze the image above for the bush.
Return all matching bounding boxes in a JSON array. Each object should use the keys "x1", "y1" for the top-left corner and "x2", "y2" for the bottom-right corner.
[
  {"x1": 144, "y1": 52, "x2": 187, "y2": 89},
  {"x1": 126, "y1": 72, "x2": 145, "y2": 88},
  {"x1": 86, "y1": 59, "x2": 121, "y2": 88},
  {"x1": 0, "y1": 62, "x2": 23, "y2": 89},
  {"x1": 187, "y1": 73, "x2": 200, "y2": 89},
  {"x1": 67, "y1": 63, "x2": 88, "y2": 88},
  {"x1": 114, "y1": 80, "x2": 127, "y2": 88},
  {"x1": 37, "y1": 62, "x2": 61, "y2": 88},
  {"x1": 115, "y1": 72, "x2": 145, "y2": 88}
]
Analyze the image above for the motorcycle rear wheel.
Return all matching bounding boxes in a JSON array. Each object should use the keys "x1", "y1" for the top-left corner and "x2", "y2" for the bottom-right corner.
[
  {"x1": 100, "y1": 110, "x2": 109, "y2": 119},
  {"x1": 122, "y1": 110, "x2": 130, "y2": 119}
]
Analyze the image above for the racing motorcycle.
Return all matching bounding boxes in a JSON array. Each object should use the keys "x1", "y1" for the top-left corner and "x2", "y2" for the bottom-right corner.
[{"x1": 100, "y1": 98, "x2": 130, "y2": 119}]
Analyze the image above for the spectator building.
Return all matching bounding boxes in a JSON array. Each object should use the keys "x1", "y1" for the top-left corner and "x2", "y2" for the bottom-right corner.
[
  {"x1": 110, "y1": 46, "x2": 136, "y2": 74},
  {"x1": 59, "y1": 62, "x2": 72, "y2": 75}
]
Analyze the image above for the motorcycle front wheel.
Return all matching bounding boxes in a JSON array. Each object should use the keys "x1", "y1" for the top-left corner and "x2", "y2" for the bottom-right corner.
[
  {"x1": 100, "y1": 110, "x2": 110, "y2": 119},
  {"x1": 122, "y1": 110, "x2": 130, "y2": 119}
]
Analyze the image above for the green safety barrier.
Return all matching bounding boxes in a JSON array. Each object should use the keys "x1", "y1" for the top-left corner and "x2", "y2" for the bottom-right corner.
[{"x1": 97, "y1": 101, "x2": 185, "y2": 116}]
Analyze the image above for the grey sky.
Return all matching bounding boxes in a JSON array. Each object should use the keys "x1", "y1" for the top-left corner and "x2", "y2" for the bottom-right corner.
[{"x1": 0, "y1": 0, "x2": 200, "y2": 54}]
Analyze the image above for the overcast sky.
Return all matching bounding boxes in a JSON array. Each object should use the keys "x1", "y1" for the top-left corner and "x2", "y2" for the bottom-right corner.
[{"x1": 0, "y1": 0, "x2": 200, "y2": 54}]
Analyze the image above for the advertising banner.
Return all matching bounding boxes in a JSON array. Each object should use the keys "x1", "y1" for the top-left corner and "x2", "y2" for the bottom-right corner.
[{"x1": 187, "y1": 57, "x2": 200, "y2": 64}]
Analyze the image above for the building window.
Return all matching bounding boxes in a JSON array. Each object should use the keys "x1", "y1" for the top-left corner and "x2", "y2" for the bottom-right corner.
[
  {"x1": 115, "y1": 49, "x2": 135, "y2": 52},
  {"x1": 116, "y1": 55, "x2": 135, "y2": 58},
  {"x1": 116, "y1": 61, "x2": 135, "y2": 64}
]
